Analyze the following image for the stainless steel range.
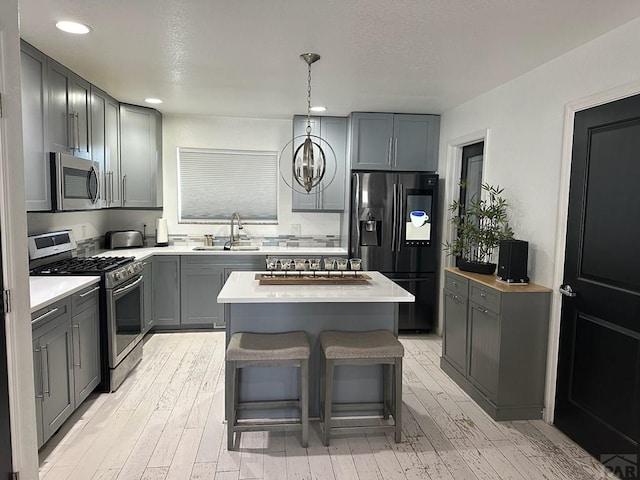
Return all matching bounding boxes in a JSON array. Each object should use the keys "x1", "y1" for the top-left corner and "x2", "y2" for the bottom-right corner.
[{"x1": 29, "y1": 230, "x2": 145, "y2": 391}]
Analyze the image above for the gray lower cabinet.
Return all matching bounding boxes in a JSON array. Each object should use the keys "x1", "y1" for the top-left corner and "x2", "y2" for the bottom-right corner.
[
  {"x1": 349, "y1": 112, "x2": 440, "y2": 171},
  {"x1": 120, "y1": 104, "x2": 163, "y2": 208},
  {"x1": 292, "y1": 116, "x2": 347, "y2": 211},
  {"x1": 32, "y1": 299, "x2": 74, "y2": 449},
  {"x1": 440, "y1": 268, "x2": 551, "y2": 420},
  {"x1": 71, "y1": 285, "x2": 101, "y2": 407},
  {"x1": 180, "y1": 255, "x2": 264, "y2": 328},
  {"x1": 20, "y1": 40, "x2": 51, "y2": 211},
  {"x1": 153, "y1": 256, "x2": 181, "y2": 327},
  {"x1": 142, "y1": 259, "x2": 154, "y2": 333}
]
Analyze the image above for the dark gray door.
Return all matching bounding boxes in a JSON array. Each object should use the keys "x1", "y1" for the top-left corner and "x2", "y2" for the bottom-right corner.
[
  {"x1": 350, "y1": 172, "x2": 395, "y2": 272},
  {"x1": 555, "y1": 94, "x2": 640, "y2": 470}
]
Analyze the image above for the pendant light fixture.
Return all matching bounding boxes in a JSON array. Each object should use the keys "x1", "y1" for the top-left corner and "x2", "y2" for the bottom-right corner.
[{"x1": 279, "y1": 53, "x2": 336, "y2": 195}]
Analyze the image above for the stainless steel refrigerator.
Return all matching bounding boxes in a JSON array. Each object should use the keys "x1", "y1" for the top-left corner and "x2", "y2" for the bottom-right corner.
[{"x1": 349, "y1": 171, "x2": 439, "y2": 331}]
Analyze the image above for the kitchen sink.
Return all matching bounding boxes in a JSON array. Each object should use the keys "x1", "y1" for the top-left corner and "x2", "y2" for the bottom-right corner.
[{"x1": 193, "y1": 245, "x2": 260, "y2": 251}]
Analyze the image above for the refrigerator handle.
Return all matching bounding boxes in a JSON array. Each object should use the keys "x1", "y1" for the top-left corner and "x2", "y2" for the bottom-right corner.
[
  {"x1": 392, "y1": 183, "x2": 398, "y2": 252},
  {"x1": 397, "y1": 184, "x2": 404, "y2": 252},
  {"x1": 352, "y1": 173, "x2": 360, "y2": 257}
]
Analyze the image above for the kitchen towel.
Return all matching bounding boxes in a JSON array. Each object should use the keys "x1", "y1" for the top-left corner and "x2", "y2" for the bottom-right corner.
[{"x1": 156, "y1": 218, "x2": 169, "y2": 246}]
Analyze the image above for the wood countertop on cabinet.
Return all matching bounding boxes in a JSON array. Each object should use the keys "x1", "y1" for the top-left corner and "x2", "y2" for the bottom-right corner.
[{"x1": 445, "y1": 267, "x2": 552, "y2": 293}]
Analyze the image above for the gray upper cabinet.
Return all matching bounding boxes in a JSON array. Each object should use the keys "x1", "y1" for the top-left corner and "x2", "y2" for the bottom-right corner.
[
  {"x1": 120, "y1": 104, "x2": 163, "y2": 208},
  {"x1": 154, "y1": 256, "x2": 181, "y2": 327},
  {"x1": 91, "y1": 86, "x2": 121, "y2": 207},
  {"x1": 292, "y1": 116, "x2": 347, "y2": 211},
  {"x1": 20, "y1": 41, "x2": 50, "y2": 211},
  {"x1": 349, "y1": 113, "x2": 440, "y2": 171},
  {"x1": 47, "y1": 58, "x2": 91, "y2": 159}
]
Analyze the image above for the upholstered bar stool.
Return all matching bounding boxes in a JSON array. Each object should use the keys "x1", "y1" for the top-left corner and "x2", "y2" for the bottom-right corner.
[
  {"x1": 226, "y1": 331, "x2": 310, "y2": 450},
  {"x1": 319, "y1": 329, "x2": 404, "y2": 446}
]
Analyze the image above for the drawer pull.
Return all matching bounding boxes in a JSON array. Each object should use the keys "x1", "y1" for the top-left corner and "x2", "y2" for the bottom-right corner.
[
  {"x1": 480, "y1": 292, "x2": 486, "y2": 299},
  {"x1": 78, "y1": 286, "x2": 100, "y2": 298},
  {"x1": 447, "y1": 292, "x2": 464, "y2": 304},
  {"x1": 33, "y1": 307, "x2": 59, "y2": 323}
]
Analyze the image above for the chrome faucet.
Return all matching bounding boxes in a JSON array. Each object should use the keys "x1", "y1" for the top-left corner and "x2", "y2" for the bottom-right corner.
[{"x1": 229, "y1": 212, "x2": 243, "y2": 246}]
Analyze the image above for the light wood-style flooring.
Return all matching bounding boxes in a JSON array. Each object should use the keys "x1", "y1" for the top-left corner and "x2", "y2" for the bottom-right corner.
[{"x1": 38, "y1": 332, "x2": 618, "y2": 480}]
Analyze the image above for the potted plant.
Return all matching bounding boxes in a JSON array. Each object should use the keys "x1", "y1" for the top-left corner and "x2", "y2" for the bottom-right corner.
[{"x1": 444, "y1": 183, "x2": 514, "y2": 275}]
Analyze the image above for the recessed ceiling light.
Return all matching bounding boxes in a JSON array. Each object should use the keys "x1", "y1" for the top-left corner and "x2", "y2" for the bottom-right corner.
[
  {"x1": 144, "y1": 98, "x2": 163, "y2": 104},
  {"x1": 55, "y1": 21, "x2": 91, "y2": 34},
  {"x1": 310, "y1": 106, "x2": 327, "y2": 112}
]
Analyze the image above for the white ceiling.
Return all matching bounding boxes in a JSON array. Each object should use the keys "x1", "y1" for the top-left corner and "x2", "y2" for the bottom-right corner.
[{"x1": 17, "y1": 0, "x2": 640, "y2": 119}]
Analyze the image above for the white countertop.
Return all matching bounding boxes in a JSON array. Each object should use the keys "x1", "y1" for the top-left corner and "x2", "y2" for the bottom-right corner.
[
  {"x1": 93, "y1": 245, "x2": 348, "y2": 261},
  {"x1": 217, "y1": 271, "x2": 415, "y2": 303},
  {"x1": 30, "y1": 276, "x2": 100, "y2": 313}
]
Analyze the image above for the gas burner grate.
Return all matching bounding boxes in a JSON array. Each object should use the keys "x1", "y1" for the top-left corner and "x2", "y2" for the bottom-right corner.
[{"x1": 30, "y1": 256, "x2": 135, "y2": 275}]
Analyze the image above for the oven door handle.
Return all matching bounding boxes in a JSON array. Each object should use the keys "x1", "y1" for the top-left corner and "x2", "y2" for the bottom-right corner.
[{"x1": 113, "y1": 276, "x2": 143, "y2": 297}]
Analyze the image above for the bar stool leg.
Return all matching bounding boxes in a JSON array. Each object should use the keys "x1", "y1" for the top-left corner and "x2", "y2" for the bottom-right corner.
[
  {"x1": 300, "y1": 358, "x2": 309, "y2": 448},
  {"x1": 383, "y1": 363, "x2": 390, "y2": 420},
  {"x1": 227, "y1": 360, "x2": 236, "y2": 451},
  {"x1": 394, "y1": 358, "x2": 403, "y2": 443},
  {"x1": 323, "y1": 359, "x2": 334, "y2": 447}
]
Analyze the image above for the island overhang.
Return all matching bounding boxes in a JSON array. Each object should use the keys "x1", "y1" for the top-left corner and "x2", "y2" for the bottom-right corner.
[{"x1": 217, "y1": 270, "x2": 415, "y2": 304}]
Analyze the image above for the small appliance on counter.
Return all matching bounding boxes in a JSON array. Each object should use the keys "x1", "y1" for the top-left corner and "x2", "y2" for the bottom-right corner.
[
  {"x1": 155, "y1": 218, "x2": 169, "y2": 247},
  {"x1": 105, "y1": 230, "x2": 144, "y2": 249}
]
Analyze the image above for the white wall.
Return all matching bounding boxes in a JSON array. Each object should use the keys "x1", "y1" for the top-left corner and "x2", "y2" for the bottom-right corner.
[
  {"x1": 162, "y1": 114, "x2": 342, "y2": 240},
  {"x1": 438, "y1": 16, "x2": 640, "y2": 288},
  {"x1": 437, "y1": 17, "x2": 640, "y2": 420}
]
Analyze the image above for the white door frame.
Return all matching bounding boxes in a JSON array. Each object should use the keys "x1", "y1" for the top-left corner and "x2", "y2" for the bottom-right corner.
[
  {"x1": 0, "y1": 3, "x2": 40, "y2": 477},
  {"x1": 437, "y1": 129, "x2": 490, "y2": 334},
  {"x1": 545, "y1": 79, "x2": 640, "y2": 423}
]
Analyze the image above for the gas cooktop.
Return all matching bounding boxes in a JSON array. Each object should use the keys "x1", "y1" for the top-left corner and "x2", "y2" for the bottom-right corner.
[{"x1": 30, "y1": 256, "x2": 134, "y2": 275}]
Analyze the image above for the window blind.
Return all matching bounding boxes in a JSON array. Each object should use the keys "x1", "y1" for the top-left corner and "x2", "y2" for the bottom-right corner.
[{"x1": 178, "y1": 147, "x2": 278, "y2": 222}]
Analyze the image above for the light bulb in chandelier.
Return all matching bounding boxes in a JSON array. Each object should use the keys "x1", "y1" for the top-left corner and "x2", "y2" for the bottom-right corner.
[{"x1": 292, "y1": 134, "x2": 326, "y2": 193}]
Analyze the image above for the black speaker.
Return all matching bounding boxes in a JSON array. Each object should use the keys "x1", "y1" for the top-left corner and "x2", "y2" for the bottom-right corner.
[{"x1": 498, "y1": 240, "x2": 529, "y2": 283}]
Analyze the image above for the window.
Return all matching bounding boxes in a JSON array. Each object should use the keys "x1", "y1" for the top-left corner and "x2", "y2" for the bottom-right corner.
[
  {"x1": 459, "y1": 141, "x2": 484, "y2": 214},
  {"x1": 178, "y1": 147, "x2": 278, "y2": 223}
]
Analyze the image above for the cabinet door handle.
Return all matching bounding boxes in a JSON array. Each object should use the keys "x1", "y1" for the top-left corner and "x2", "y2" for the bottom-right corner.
[
  {"x1": 67, "y1": 113, "x2": 74, "y2": 150},
  {"x1": 73, "y1": 324, "x2": 81, "y2": 367},
  {"x1": 42, "y1": 344, "x2": 50, "y2": 397},
  {"x1": 388, "y1": 137, "x2": 393, "y2": 166},
  {"x1": 75, "y1": 112, "x2": 80, "y2": 151},
  {"x1": 447, "y1": 292, "x2": 463, "y2": 304},
  {"x1": 122, "y1": 174, "x2": 127, "y2": 205},
  {"x1": 79, "y1": 286, "x2": 100, "y2": 298},
  {"x1": 394, "y1": 138, "x2": 398, "y2": 167},
  {"x1": 33, "y1": 307, "x2": 59, "y2": 324},
  {"x1": 472, "y1": 305, "x2": 490, "y2": 314},
  {"x1": 35, "y1": 347, "x2": 43, "y2": 399}
]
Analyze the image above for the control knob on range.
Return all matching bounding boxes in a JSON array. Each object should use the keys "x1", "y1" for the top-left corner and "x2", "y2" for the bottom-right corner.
[
  {"x1": 113, "y1": 270, "x2": 121, "y2": 282},
  {"x1": 128, "y1": 265, "x2": 135, "y2": 275}
]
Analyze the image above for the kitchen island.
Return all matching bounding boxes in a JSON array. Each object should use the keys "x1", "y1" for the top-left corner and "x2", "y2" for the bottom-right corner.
[{"x1": 217, "y1": 271, "x2": 414, "y2": 418}]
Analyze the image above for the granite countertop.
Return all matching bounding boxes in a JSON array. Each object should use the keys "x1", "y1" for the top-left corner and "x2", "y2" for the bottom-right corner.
[
  {"x1": 30, "y1": 276, "x2": 100, "y2": 313},
  {"x1": 217, "y1": 271, "x2": 415, "y2": 304},
  {"x1": 93, "y1": 245, "x2": 348, "y2": 261}
]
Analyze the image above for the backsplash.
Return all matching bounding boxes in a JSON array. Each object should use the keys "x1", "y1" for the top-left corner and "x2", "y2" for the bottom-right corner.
[{"x1": 169, "y1": 234, "x2": 341, "y2": 248}]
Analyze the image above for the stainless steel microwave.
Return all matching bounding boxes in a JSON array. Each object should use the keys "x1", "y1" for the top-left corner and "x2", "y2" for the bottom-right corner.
[{"x1": 50, "y1": 152, "x2": 100, "y2": 211}]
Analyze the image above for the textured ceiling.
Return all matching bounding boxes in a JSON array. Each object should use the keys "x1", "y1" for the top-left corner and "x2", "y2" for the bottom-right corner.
[{"x1": 17, "y1": 0, "x2": 640, "y2": 118}]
